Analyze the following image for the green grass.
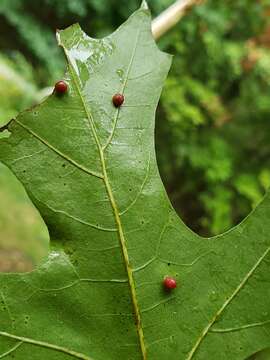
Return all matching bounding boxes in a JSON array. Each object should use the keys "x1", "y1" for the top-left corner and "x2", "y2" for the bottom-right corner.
[{"x1": 0, "y1": 162, "x2": 49, "y2": 271}]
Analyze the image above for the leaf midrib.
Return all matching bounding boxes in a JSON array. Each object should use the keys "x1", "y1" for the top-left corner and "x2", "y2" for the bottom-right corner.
[{"x1": 60, "y1": 31, "x2": 147, "y2": 360}]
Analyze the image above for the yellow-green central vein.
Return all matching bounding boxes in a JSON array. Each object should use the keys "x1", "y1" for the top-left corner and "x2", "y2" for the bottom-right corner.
[{"x1": 60, "y1": 33, "x2": 147, "y2": 360}]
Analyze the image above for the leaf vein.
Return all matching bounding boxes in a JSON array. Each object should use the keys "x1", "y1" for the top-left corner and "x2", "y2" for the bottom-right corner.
[
  {"x1": 186, "y1": 245, "x2": 270, "y2": 360},
  {"x1": 119, "y1": 152, "x2": 151, "y2": 216},
  {"x1": 0, "y1": 341, "x2": 23, "y2": 359},
  {"x1": 59, "y1": 31, "x2": 147, "y2": 359},
  {"x1": 0, "y1": 332, "x2": 93, "y2": 360},
  {"x1": 210, "y1": 319, "x2": 270, "y2": 333},
  {"x1": 14, "y1": 119, "x2": 103, "y2": 179},
  {"x1": 39, "y1": 200, "x2": 117, "y2": 232},
  {"x1": 102, "y1": 30, "x2": 141, "y2": 151}
]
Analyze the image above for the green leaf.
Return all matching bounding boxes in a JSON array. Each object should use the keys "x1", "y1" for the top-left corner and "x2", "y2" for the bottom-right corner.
[{"x1": 0, "y1": 4, "x2": 270, "y2": 360}]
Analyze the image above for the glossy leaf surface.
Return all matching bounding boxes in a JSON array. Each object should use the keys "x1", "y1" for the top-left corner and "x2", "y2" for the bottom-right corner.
[{"x1": 0, "y1": 3, "x2": 270, "y2": 360}]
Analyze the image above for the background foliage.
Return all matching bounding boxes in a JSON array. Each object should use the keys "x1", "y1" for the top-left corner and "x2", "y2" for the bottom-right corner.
[{"x1": 0, "y1": 0, "x2": 270, "y2": 267}]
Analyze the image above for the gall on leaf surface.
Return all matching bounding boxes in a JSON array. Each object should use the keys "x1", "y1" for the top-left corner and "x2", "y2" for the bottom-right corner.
[{"x1": 0, "y1": 3, "x2": 270, "y2": 360}]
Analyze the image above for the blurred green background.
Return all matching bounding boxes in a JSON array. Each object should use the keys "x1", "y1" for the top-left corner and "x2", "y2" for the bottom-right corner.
[
  {"x1": 0, "y1": 0, "x2": 270, "y2": 267},
  {"x1": 0, "y1": 1, "x2": 269, "y2": 358}
]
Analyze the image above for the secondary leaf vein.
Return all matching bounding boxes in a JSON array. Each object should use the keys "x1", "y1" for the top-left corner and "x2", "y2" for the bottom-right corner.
[
  {"x1": 14, "y1": 119, "x2": 103, "y2": 179},
  {"x1": 0, "y1": 341, "x2": 23, "y2": 359},
  {"x1": 186, "y1": 245, "x2": 270, "y2": 360},
  {"x1": 0, "y1": 332, "x2": 93, "y2": 360}
]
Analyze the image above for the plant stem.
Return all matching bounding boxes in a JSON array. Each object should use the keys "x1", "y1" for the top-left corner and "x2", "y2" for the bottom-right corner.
[{"x1": 152, "y1": 0, "x2": 203, "y2": 40}]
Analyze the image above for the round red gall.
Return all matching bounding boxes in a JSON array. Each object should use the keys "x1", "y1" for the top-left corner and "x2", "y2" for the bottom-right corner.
[
  {"x1": 112, "y1": 93, "x2": 124, "y2": 107},
  {"x1": 54, "y1": 80, "x2": 68, "y2": 94},
  {"x1": 163, "y1": 276, "x2": 177, "y2": 290}
]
